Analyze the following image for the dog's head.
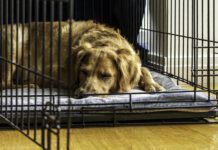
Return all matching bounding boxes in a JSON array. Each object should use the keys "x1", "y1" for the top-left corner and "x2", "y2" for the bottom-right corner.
[{"x1": 69, "y1": 43, "x2": 141, "y2": 98}]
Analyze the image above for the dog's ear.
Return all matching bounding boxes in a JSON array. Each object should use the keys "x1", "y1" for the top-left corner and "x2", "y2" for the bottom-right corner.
[
  {"x1": 66, "y1": 45, "x2": 90, "y2": 90},
  {"x1": 115, "y1": 49, "x2": 141, "y2": 92}
]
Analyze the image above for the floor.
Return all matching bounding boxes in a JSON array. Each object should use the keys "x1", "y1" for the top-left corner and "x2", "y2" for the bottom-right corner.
[{"x1": 1, "y1": 124, "x2": 218, "y2": 150}]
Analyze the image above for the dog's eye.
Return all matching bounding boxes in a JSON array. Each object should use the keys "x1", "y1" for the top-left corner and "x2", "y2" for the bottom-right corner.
[
  {"x1": 80, "y1": 69, "x2": 88, "y2": 75},
  {"x1": 99, "y1": 73, "x2": 111, "y2": 80}
]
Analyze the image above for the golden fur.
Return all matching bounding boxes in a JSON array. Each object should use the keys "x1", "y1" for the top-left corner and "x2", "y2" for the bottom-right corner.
[{"x1": 0, "y1": 20, "x2": 164, "y2": 97}]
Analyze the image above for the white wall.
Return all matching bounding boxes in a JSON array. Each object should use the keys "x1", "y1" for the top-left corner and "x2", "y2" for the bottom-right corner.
[
  {"x1": 139, "y1": 0, "x2": 168, "y2": 57},
  {"x1": 139, "y1": 0, "x2": 218, "y2": 86}
]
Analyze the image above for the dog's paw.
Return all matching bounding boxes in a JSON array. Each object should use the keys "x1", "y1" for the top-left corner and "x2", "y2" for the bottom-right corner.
[
  {"x1": 26, "y1": 84, "x2": 40, "y2": 89},
  {"x1": 13, "y1": 84, "x2": 40, "y2": 89},
  {"x1": 144, "y1": 83, "x2": 165, "y2": 92},
  {"x1": 0, "y1": 81, "x2": 7, "y2": 91},
  {"x1": 0, "y1": 84, "x2": 3, "y2": 91},
  {"x1": 154, "y1": 83, "x2": 166, "y2": 92},
  {"x1": 144, "y1": 85, "x2": 156, "y2": 92}
]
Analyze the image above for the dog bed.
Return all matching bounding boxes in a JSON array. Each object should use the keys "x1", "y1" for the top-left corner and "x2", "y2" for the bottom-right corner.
[{"x1": 0, "y1": 71, "x2": 217, "y2": 114}]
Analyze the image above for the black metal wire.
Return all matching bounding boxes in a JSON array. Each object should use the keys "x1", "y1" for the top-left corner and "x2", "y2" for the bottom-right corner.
[
  {"x1": 207, "y1": 0, "x2": 211, "y2": 101},
  {"x1": 0, "y1": 0, "x2": 3, "y2": 115},
  {"x1": 193, "y1": 0, "x2": 197, "y2": 101},
  {"x1": 15, "y1": 0, "x2": 19, "y2": 128},
  {"x1": 10, "y1": 0, "x2": 14, "y2": 123},
  {"x1": 27, "y1": 0, "x2": 32, "y2": 135},
  {"x1": 174, "y1": 0, "x2": 177, "y2": 81},
  {"x1": 187, "y1": 0, "x2": 190, "y2": 82},
  {"x1": 56, "y1": 1, "x2": 63, "y2": 149},
  {"x1": 41, "y1": 0, "x2": 47, "y2": 148},
  {"x1": 213, "y1": 0, "x2": 215, "y2": 92},
  {"x1": 67, "y1": 0, "x2": 74, "y2": 149},
  {"x1": 170, "y1": 0, "x2": 172, "y2": 75},
  {"x1": 33, "y1": 0, "x2": 39, "y2": 141},
  {"x1": 5, "y1": 0, "x2": 8, "y2": 121},
  {"x1": 178, "y1": 0, "x2": 181, "y2": 84},
  {"x1": 201, "y1": 0, "x2": 204, "y2": 89}
]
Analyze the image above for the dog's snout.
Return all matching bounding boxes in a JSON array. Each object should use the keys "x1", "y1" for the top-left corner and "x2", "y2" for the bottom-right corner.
[
  {"x1": 74, "y1": 87, "x2": 97, "y2": 98},
  {"x1": 78, "y1": 92, "x2": 93, "y2": 98}
]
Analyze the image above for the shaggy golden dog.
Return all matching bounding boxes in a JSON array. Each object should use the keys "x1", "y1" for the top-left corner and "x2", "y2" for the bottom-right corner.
[{"x1": 0, "y1": 20, "x2": 164, "y2": 97}]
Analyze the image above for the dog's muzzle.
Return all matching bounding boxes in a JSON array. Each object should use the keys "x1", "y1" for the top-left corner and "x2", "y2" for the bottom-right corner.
[{"x1": 73, "y1": 88, "x2": 97, "y2": 99}]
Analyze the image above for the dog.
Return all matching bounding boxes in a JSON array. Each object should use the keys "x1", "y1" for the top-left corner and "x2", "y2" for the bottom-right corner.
[{"x1": 0, "y1": 20, "x2": 164, "y2": 97}]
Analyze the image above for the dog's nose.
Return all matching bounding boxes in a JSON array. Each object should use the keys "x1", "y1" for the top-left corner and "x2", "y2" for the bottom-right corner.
[
  {"x1": 78, "y1": 93, "x2": 91, "y2": 98},
  {"x1": 74, "y1": 88, "x2": 96, "y2": 99}
]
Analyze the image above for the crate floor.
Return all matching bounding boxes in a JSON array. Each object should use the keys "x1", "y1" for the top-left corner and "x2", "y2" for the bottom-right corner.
[{"x1": 0, "y1": 72, "x2": 216, "y2": 114}]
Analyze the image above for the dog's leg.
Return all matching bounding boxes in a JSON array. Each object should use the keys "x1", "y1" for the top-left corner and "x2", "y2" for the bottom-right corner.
[
  {"x1": 1, "y1": 51, "x2": 18, "y2": 90},
  {"x1": 15, "y1": 84, "x2": 40, "y2": 89},
  {"x1": 139, "y1": 67, "x2": 165, "y2": 92},
  {"x1": 2, "y1": 65, "x2": 40, "y2": 89},
  {"x1": 41, "y1": 64, "x2": 68, "y2": 88},
  {"x1": 1, "y1": 25, "x2": 24, "y2": 90},
  {"x1": 1, "y1": 29, "x2": 16, "y2": 90}
]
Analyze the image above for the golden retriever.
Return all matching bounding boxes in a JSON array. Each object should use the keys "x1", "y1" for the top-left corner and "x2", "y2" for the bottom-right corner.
[{"x1": 0, "y1": 20, "x2": 164, "y2": 97}]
